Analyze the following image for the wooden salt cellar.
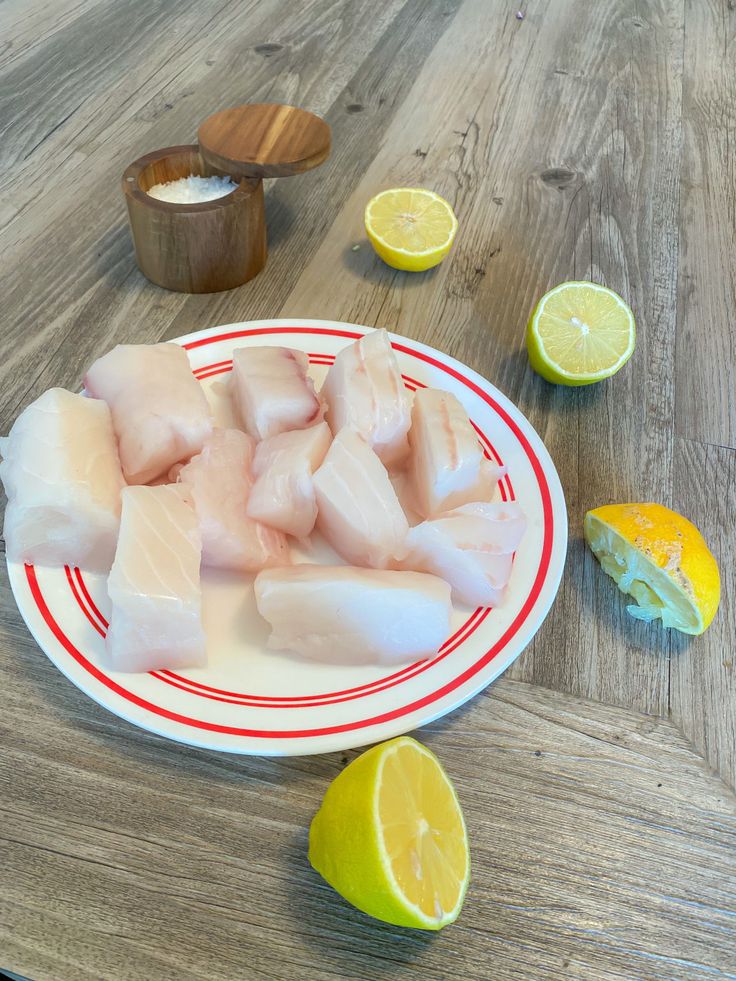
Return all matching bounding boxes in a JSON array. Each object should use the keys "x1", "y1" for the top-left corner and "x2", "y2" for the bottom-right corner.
[{"x1": 122, "y1": 104, "x2": 331, "y2": 293}]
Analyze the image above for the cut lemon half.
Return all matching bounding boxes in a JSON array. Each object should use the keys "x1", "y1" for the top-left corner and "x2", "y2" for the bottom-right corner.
[
  {"x1": 365, "y1": 188, "x2": 458, "y2": 272},
  {"x1": 308, "y1": 736, "x2": 470, "y2": 930},
  {"x1": 585, "y1": 503, "x2": 720, "y2": 635},
  {"x1": 527, "y1": 281, "x2": 636, "y2": 385}
]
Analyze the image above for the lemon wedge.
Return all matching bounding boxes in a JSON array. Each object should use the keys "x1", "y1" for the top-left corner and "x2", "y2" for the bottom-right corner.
[
  {"x1": 309, "y1": 736, "x2": 470, "y2": 929},
  {"x1": 585, "y1": 503, "x2": 720, "y2": 635},
  {"x1": 365, "y1": 188, "x2": 458, "y2": 272},
  {"x1": 527, "y1": 281, "x2": 636, "y2": 385}
]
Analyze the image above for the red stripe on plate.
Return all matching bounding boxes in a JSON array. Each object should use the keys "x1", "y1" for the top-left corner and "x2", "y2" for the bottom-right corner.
[
  {"x1": 153, "y1": 606, "x2": 486, "y2": 707},
  {"x1": 150, "y1": 609, "x2": 487, "y2": 709},
  {"x1": 193, "y1": 359, "x2": 232, "y2": 375},
  {"x1": 65, "y1": 567, "x2": 105, "y2": 638},
  {"x1": 67, "y1": 570, "x2": 484, "y2": 707},
  {"x1": 75, "y1": 567, "x2": 108, "y2": 630},
  {"x1": 27, "y1": 555, "x2": 547, "y2": 738},
  {"x1": 183, "y1": 327, "x2": 363, "y2": 350},
  {"x1": 194, "y1": 367, "x2": 233, "y2": 381}
]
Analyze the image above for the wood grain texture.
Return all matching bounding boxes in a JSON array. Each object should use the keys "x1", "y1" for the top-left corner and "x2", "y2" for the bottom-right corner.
[
  {"x1": 123, "y1": 146, "x2": 267, "y2": 293},
  {"x1": 2, "y1": 0, "x2": 736, "y2": 977},
  {"x1": 676, "y1": 0, "x2": 736, "y2": 449},
  {"x1": 0, "y1": 578, "x2": 734, "y2": 981},
  {"x1": 0, "y1": 0, "x2": 103, "y2": 71},
  {"x1": 198, "y1": 103, "x2": 331, "y2": 179},
  {"x1": 670, "y1": 436, "x2": 736, "y2": 787}
]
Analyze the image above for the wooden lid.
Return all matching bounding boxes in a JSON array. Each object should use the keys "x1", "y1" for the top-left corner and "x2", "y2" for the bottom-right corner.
[{"x1": 198, "y1": 103, "x2": 331, "y2": 179}]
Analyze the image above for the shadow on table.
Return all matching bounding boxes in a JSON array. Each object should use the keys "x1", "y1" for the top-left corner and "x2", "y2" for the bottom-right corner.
[
  {"x1": 285, "y1": 825, "x2": 438, "y2": 974},
  {"x1": 500, "y1": 351, "x2": 610, "y2": 412},
  {"x1": 93, "y1": 222, "x2": 137, "y2": 283},
  {"x1": 264, "y1": 191, "x2": 297, "y2": 248},
  {"x1": 340, "y1": 241, "x2": 443, "y2": 286}
]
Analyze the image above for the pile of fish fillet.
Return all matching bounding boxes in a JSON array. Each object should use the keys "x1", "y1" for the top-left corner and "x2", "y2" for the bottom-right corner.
[{"x1": 0, "y1": 330, "x2": 526, "y2": 673}]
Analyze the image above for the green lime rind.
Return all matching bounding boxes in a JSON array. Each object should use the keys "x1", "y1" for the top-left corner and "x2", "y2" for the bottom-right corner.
[{"x1": 526, "y1": 281, "x2": 636, "y2": 385}]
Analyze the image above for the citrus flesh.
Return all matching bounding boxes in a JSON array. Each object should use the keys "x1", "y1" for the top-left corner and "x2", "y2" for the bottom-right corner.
[
  {"x1": 365, "y1": 188, "x2": 458, "y2": 272},
  {"x1": 585, "y1": 503, "x2": 720, "y2": 635},
  {"x1": 308, "y1": 736, "x2": 469, "y2": 929},
  {"x1": 527, "y1": 281, "x2": 635, "y2": 385}
]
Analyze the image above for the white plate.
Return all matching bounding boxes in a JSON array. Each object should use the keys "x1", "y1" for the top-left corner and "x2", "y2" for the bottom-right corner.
[{"x1": 7, "y1": 319, "x2": 567, "y2": 756}]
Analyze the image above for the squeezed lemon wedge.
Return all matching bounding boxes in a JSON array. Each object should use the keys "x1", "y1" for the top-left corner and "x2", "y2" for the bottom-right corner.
[{"x1": 585, "y1": 503, "x2": 720, "y2": 635}]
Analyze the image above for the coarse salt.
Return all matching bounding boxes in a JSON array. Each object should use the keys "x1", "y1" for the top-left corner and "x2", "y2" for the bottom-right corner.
[{"x1": 146, "y1": 175, "x2": 238, "y2": 204}]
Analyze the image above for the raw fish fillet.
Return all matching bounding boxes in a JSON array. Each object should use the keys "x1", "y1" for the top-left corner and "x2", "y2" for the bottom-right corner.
[
  {"x1": 321, "y1": 329, "x2": 412, "y2": 466},
  {"x1": 84, "y1": 343, "x2": 212, "y2": 485},
  {"x1": 313, "y1": 427, "x2": 409, "y2": 568},
  {"x1": 176, "y1": 428, "x2": 290, "y2": 572},
  {"x1": 247, "y1": 422, "x2": 332, "y2": 539},
  {"x1": 0, "y1": 388, "x2": 125, "y2": 572},
  {"x1": 254, "y1": 565, "x2": 452, "y2": 665},
  {"x1": 231, "y1": 346, "x2": 323, "y2": 441},
  {"x1": 408, "y1": 388, "x2": 503, "y2": 518},
  {"x1": 105, "y1": 484, "x2": 206, "y2": 672},
  {"x1": 404, "y1": 502, "x2": 526, "y2": 607}
]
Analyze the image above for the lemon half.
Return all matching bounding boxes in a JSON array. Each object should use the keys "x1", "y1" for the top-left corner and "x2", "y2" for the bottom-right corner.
[
  {"x1": 585, "y1": 503, "x2": 720, "y2": 635},
  {"x1": 527, "y1": 281, "x2": 636, "y2": 385},
  {"x1": 309, "y1": 736, "x2": 470, "y2": 929},
  {"x1": 365, "y1": 188, "x2": 458, "y2": 272}
]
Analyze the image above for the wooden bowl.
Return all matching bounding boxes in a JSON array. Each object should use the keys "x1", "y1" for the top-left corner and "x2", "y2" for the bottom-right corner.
[{"x1": 122, "y1": 145, "x2": 267, "y2": 294}]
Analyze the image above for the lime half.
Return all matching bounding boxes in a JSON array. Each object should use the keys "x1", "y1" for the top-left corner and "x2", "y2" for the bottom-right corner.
[{"x1": 527, "y1": 281, "x2": 635, "y2": 385}]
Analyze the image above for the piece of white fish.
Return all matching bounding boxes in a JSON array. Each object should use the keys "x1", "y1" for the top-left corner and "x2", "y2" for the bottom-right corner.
[
  {"x1": 0, "y1": 388, "x2": 125, "y2": 572},
  {"x1": 84, "y1": 342, "x2": 212, "y2": 485},
  {"x1": 176, "y1": 428, "x2": 290, "y2": 572},
  {"x1": 231, "y1": 346, "x2": 323, "y2": 441},
  {"x1": 105, "y1": 484, "x2": 206, "y2": 672},
  {"x1": 321, "y1": 329, "x2": 412, "y2": 466},
  {"x1": 254, "y1": 565, "x2": 452, "y2": 665},
  {"x1": 408, "y1": 388, "x2": 503, "y2": 518},
  {"x1": 404, "y1": 502, "x2": 526, "y2": 607},
  {"x1": 313, "y1": 427, "x2": 409, "y2": 568},
  {"x1": 247, "y1": 422, "x2": 332, "y2": 539}
]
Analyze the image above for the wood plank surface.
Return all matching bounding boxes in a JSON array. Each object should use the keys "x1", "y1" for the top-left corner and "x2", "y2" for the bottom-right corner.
[
  {"x1": 671, "y1": 436, "x2": 736, "y2": 787},
  {"x1": 676, "y1": 0, "x2": 736, "y2": 449},
  {"x1": 1, "y1": 590, "x2": 734, "y2": 981},
  {"x1": 0, "y1": 0, "x2": 103, "y2": 72},
  {"x1": 1, "y1": 0, "x2": 735, "y2": 978}
]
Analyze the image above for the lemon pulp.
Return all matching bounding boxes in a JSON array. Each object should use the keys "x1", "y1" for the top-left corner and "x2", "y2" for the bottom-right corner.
[
  {"x1": 365, "y1": 188, "x2": 458, "y2": 272},
  {"x1": 309, "y1": 736, "x2": 470, "y2": 929}
]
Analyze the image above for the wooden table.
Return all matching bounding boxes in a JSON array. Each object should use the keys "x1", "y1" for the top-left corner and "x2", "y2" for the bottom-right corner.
[{"x1": 1, "y1": 1, "x2": 735, "y2": 978}]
